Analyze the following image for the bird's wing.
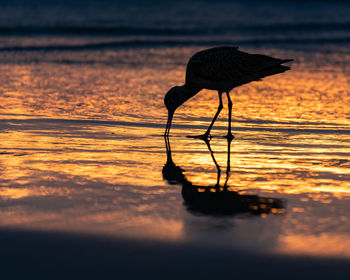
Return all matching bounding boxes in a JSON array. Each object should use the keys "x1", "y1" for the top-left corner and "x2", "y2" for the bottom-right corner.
[{"x1": 188, "y1": 47, "x2": 288, "y2": 81}]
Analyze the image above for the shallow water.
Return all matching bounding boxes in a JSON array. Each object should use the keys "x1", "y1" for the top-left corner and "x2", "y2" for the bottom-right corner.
[{"x1": 1, "y1": 44, "x2": 350, "y2": 260}]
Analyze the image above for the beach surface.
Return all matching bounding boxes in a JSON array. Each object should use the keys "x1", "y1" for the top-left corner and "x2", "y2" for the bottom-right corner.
[{"x1": 1, "y1": 0, "x2": 350, "y2": 278}]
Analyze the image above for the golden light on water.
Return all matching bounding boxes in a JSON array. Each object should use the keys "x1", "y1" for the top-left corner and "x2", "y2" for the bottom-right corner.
[
  {"x1": 1, "y1": 47, "x2": 350, "y2": 258},
  {"x1": 277, "y1": 233, "x2": 350, "y2": 258}
]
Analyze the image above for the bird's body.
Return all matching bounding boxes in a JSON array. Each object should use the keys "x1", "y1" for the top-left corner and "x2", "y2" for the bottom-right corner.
[
  {"x1": 186, "y1": 46, "x2": 291, "y2": 92},
  {"x1": 164, "y1": 46, "x2": 293, "y2": 138}
]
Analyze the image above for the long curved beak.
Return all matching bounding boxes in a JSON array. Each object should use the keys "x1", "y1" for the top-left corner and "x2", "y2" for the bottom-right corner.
[{"x1": 164, "y1": 110, "x2": 174, "y2": 136}]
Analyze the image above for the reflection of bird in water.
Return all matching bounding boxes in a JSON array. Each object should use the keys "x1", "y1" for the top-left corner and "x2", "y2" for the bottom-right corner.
[
  {"x1": 164, "y1": 46, "x2": 293, "y2": 139},
  {"x1": 162, "y1": 136, "x2": 285, "y2": 216}
]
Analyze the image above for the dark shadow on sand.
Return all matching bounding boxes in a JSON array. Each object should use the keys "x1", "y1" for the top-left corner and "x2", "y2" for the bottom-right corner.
[{"x1": 0, "y1": 227, "x2": 349, "y2": 280}]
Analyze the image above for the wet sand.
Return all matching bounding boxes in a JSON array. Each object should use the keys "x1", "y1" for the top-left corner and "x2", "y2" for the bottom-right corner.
[
  {"x1": 1, "y1": 228, "x2": 350, "y2": 280},
  {"x1": 1, "y1": 46, "x2": 350, "y2": 277}
]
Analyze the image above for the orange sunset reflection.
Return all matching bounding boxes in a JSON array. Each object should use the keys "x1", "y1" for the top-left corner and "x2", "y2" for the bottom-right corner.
[{"x1": 0, "y1": 47, "x2": 350, "y2": 258}]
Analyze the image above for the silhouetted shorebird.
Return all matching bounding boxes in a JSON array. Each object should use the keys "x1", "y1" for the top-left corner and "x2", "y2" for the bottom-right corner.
[{"x1": 164, "y1": 46, "x2": 293, "y2": 139}]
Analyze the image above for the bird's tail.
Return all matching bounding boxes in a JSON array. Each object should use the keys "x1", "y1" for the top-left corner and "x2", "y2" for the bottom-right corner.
[
  {"x1": 281, "y1": 59, "x2": 293, "y2": 64},
  {"x1": 258, "y1": 64, "x2": 291, "y2": 79}
]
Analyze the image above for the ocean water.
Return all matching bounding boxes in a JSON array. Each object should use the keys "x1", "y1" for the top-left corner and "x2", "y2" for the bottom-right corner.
[{"x1": 1, "y1": 0, "x2": 350, "y2": 273}]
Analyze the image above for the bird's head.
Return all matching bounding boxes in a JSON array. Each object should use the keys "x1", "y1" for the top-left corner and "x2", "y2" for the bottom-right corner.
[
  {"x1": 164, "y1": 85, "x2": 188, "y2": 136},
  {"x1": 164, "y1": 86, "x2": 187, "y2": 113}
]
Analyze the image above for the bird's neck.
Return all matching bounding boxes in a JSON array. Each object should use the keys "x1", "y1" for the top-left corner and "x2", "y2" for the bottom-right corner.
[{"x1": 181, "y1": 84, "x2": 201, "y2": 103}]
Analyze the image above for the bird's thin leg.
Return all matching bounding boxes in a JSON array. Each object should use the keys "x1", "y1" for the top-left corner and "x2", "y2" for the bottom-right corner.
[
  {"x1": 187, "y1": 91, "x2": 222, "y2": 139},
  {"x1": 204, "y1": 91, "x2": 223, "y2": 137},
  {"x1": 225, "y1": 91, "x2": 234, "y2": 140}
]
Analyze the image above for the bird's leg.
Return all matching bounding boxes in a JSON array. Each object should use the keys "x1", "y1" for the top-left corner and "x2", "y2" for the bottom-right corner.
[
  {"x1": 225, "y1": 91, "x2": 234, "y2": 140},
  {"x1": 187, "y1": 91, "x2": 223, "y2": 140},
  {"x1": 204, "y1": 91, "x2": 223, "y2": 138}
]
